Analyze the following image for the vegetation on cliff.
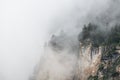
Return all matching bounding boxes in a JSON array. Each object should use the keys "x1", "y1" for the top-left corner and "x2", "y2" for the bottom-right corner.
[
  {"x1": 78, "y1": 23, "x2": 120, "y2": 80},
  {"x1": 78, "y1": 23, "x2": 120, "y2": 47}
]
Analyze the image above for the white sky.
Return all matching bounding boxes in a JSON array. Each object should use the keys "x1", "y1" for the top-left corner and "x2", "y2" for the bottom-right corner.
[
  {"x1": 0, "y1": 0, "x2": 75, "y2": 80},
  {"x1": 0, "y1": 0, "x2": 110, "y2": 80}
]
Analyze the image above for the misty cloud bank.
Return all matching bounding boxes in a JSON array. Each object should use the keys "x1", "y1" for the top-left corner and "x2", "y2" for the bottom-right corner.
[
  {"x1": 1, "y1": 0, "x2": 120, "y2": 80},
  {"x1": 34, "y1": 0, "x2": 120, "y2": 80}
]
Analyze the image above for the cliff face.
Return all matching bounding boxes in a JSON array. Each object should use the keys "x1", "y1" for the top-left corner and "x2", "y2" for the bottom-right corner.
[
  {"x1": 74, "y1": 42, "x2": 102, "y2": 80},
  {"x1": 75, "y1": 43, "x2": 120, "y2": 80},
  {"x1": 88, "y1": 46, "x2": 120, "y2": 80}
]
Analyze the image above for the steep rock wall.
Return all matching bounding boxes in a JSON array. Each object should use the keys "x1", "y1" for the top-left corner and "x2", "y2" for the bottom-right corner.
[{"x1": 74, "y1": 43, "x2": 102, "y2": 80}]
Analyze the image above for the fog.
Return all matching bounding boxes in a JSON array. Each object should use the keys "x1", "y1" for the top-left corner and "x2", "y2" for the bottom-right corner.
[
  {"x1": 33, "y1": 0, "x2": 120, "y2": 80},
  {"x1": 0, "y1": 0, "x2": 78, "y2": 80},
  {"x1": 0, "y1": 0, "x2": 119, "y2": 80},
  {"x1": 0, "y1": 0, "x2": 63, "y2": 80}
]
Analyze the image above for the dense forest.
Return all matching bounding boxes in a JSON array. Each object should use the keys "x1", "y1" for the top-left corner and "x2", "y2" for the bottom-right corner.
[{"x1": 78, "y1": 23, "x2": 120, "y2": 47}]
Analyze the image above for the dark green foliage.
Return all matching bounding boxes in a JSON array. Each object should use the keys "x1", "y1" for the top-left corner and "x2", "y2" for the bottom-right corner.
[
  {"x1": 78, "y1": 23, "x2": 120, "y2": 47},
  {"x1": 101, "y1": 56, "x2": 120, "y2": 80},
  {"x1": 99, "y1": 64, "x2": 104, "y2": 71},
  {"x1": 79, "y1": 23, "x2": 98, "y2": 41},
  {"x1": 78, "y1": 23, "x2": 105, "y2": 47},
  {"x1": 88, "y1": 54, "x2": 120, "y2": 80},
  {"x1": 106, "y1": 25, "x2": 120, "y2": 45},
  {"x1": 81, "y1": 23, "x2": 98, "y2": 40},
  {"x1": 88, "y1": 76, "x2": 98, "y2": 80}
]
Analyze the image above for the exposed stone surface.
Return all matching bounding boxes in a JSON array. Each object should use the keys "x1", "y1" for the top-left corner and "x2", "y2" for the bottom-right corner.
[
  {"x1": 88, "y1": 46, "x2": 120, "y2": 80},
  {"x1": 74, "y1": 42, "x2": 102, "y2": 80}
]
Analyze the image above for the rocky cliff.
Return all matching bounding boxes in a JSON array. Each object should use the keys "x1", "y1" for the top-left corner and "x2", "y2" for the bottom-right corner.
[
  {"x1": 31, "y1": 24, "x2": 120, "y2": 80},
  {"x1": 88, "y1": 46, "x2": 120, "y2": 80},
  {"x1": 74, "y1": 42, "x2": 102, "y2": 80}
]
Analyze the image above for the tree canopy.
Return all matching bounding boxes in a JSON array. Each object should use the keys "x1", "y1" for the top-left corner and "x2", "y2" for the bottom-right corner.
[{"x1": 78, "y1": 23, "x2": 120, "y2": 47}]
